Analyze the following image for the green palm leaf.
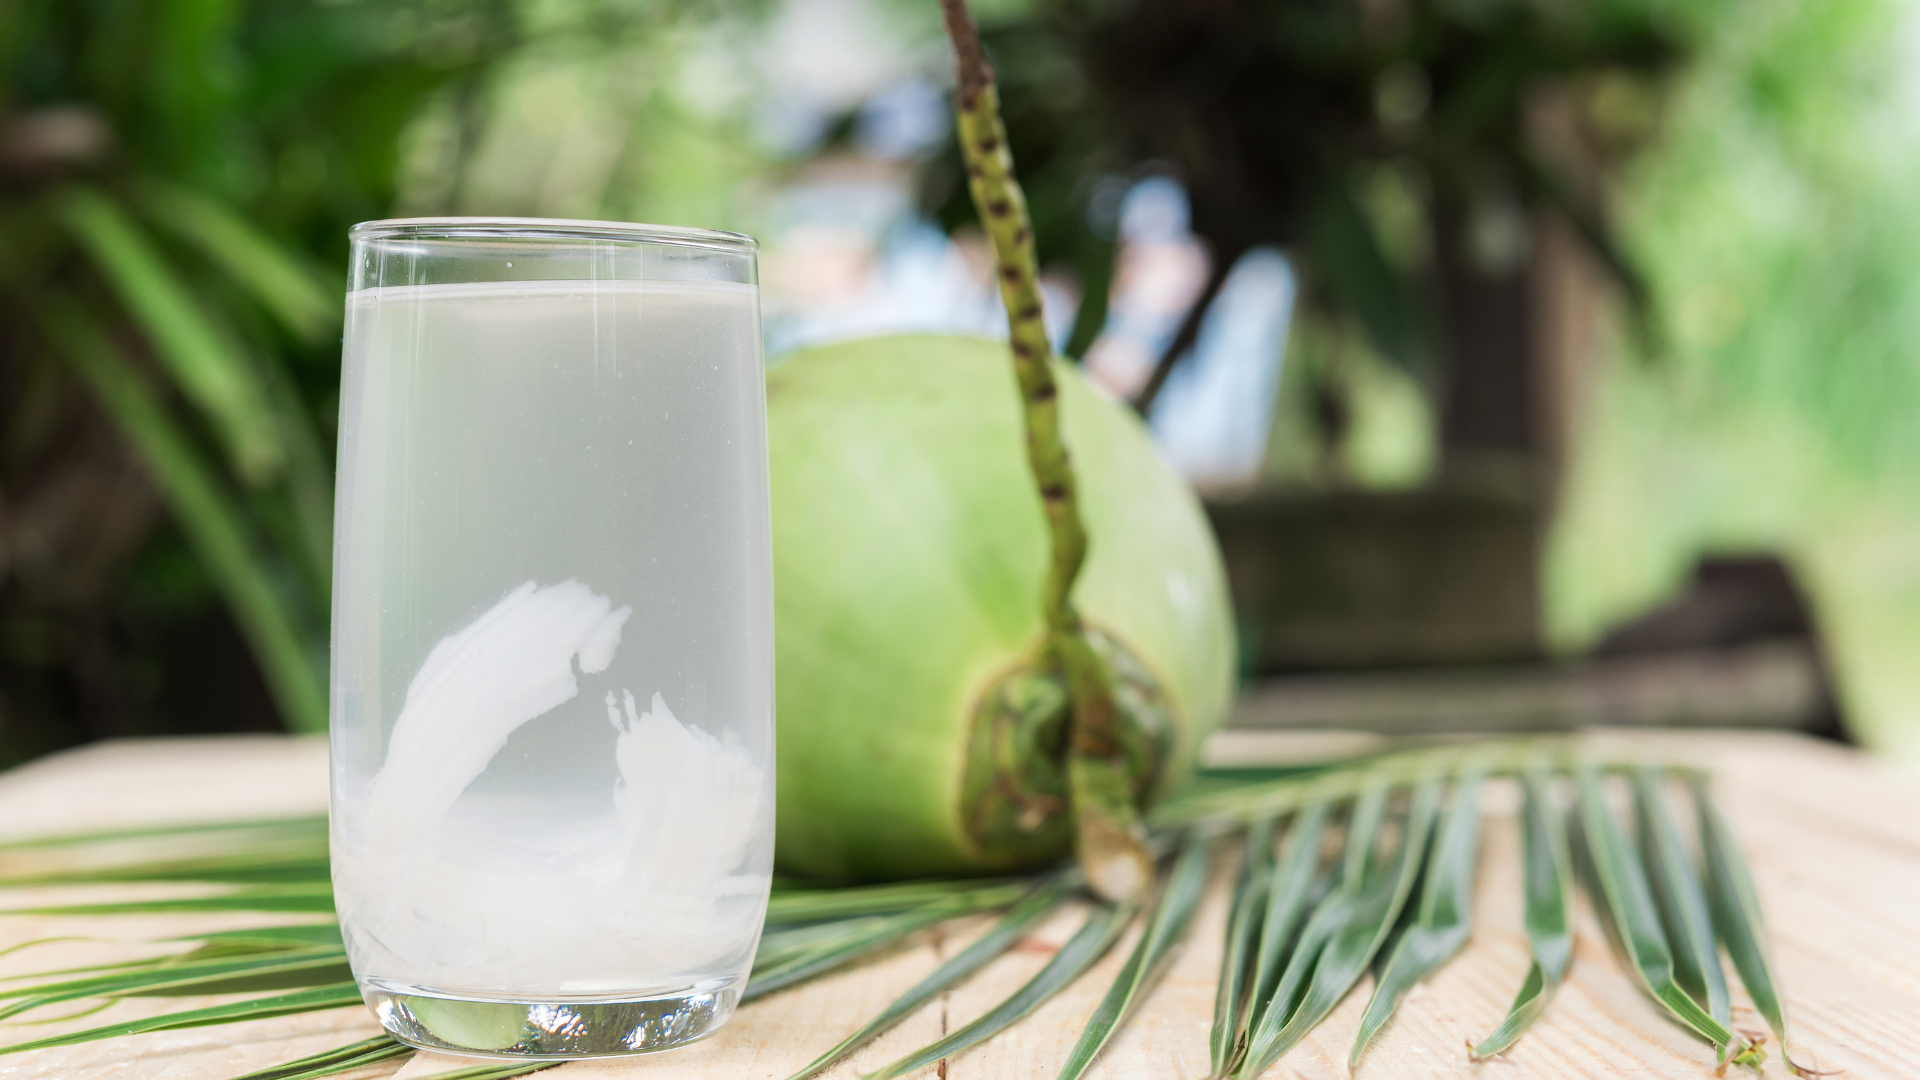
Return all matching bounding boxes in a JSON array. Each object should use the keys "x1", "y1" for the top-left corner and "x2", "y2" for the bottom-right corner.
[
  {"x1": 1237, "y1": 774, "x2": 1440, "y2": 1079},
  {"x1": 0, "y1": 983, "x2": 362, "y2": 1057},
  {"x1": 1633, "y1": 769, "x2": 1731, "y2": 1042},
  {"x1": 748, "y1": 901, "x2": 995, "y2": 1001},
  {"x1": 1574, "y1": 765, "x2": 1734, "y2": 1053},
  {"x1": 1689, "y1": 774, "x2": 1813, "y2": 1073},
  {"x1": 766, "y1": 878, "x2": 1025, "y2": 923},
  {"x1": 860, "y1": 900, "x2": 1136, "y2": 1080},
  {"x1": 36, "y1": 302, "x2": 328, "y2": 733},
  {"x1": 0, "y1": 742, "x2": 1803, "y2": 1078},
  {"x1": 1059, "y1": 837, "x2": 1209, "y2": 1080},
  {"x1": 222, "y1": 1036, "x2": 410, "y2": 1080},
  {"x1": 138, "y1": 183, "x2": 337, "y2": 345},
  {"x1": 57, "y1": 187, "x2": 285, "y2": 484},
  {"x1": 1349, "y1": 761, "x2": 1485, "y2": 1067},
  {"x1": 1470, "y1": 764, "x2": 1573, "y2": 1058},
  {"x1": 408, "y1": 1063, "x2": 555, "y2": 1080},
  {"x1": 0, "y1": 948, "x2": 349, "y2": 1019},
  {"x1": 1245, "y1": 796, "x2": 1332, "y2": 1014},
  {"x1": 0, "y1": 883, "x2": 335, "y2": 916},
  {"x1": 785, "y1": 875, "x2": 1071, "y2": 1080},
  {"x1": 1208, "y1": 819, "x2": 1272, "y2": 1076}
]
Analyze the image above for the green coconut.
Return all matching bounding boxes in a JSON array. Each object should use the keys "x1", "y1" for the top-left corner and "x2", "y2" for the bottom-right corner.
[{"x1": 767, "y1": 333, "x2": 1236, "y2": 882}]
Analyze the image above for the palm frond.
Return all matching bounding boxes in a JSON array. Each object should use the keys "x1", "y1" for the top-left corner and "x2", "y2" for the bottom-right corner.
[
  {"x1": 1633, "y1": 769, "x2": 1731, "y2": 1042},
  {"x1": 137, "y1": 183, "x2": 338, "y2": 346},
  {"x1": 859, "y1": 900, "x2": 1135, "y2": 1080},
  {"x1": 1244, "y1": 795, "x2": 1331, "y2": 1031},
  {"x1": 1207, "y1": 820, "x2": 1271, "y2": 1076},
  {"x1": 36, "y1": 302, "x2": 328, "y2": 733},
  {"x1": 0, "y1": 883, "x2": 335, "y2": 916},
  {"x1": 57, "y1": 186, "x2": 286, "y2": 484},
  {"x1": 1689, "y1": 774, "x2": 1812, "y2": 1074},
  {"x1": 0, "y1": 816, "x2": 327, "y2": 854},
  {"x1": 221, "y1": 1036, "x2": 411, "y2": 1080},
  {"x1": 1574, "y1": 764, "x2": 1736, "y2": 1054},
  {"x1": 0, "y1": 983, "x2": 362, "y2": 1057},
  {"x1": 0, "y1": 741, "x2": 1804, "y2": 1078},
  {"x1": 1348, "y1": 760, "x2": 1484, "y2": 1067},
  {"x1": 747, "y1": 898, "x2": 1003, "y2": 1001},
  {"x1": 409, "y1": 1063, "x2": 555, "y2": 1080},
  {"x1": 1237, "y1": 774, "x2": 1440, "y2": 1078},
  {"x1": 766, "y1": 878, "x2": 1025, "y2": 923},
  {"x1": 0, "y1": 948, "x2": 349, "y2": 1019},
  {"x1": 1058, "y1": 837, "x2": 1209, "y2": 1080},
  {"x1": 784, "y1": 875, "x2": 1072, "y2": 1080},
  {"x1": 1470, "y1": 764, "x2": 1573, "y2": 1058}
]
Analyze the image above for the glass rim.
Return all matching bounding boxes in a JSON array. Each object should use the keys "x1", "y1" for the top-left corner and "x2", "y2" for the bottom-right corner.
[{"x1": 348, "y1": 216, "x2": 758, "y2": 254}]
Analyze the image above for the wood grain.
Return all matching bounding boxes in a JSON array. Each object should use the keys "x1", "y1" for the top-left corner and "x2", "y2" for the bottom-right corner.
[{"x1": 0, "y1": 731, "x2": 1914, "y2": 1080}]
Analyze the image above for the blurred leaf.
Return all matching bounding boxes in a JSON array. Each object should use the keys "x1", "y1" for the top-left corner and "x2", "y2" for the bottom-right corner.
[
  {"x1": 137, "y1": 182, "x2": 338, "y2": 345},
  {"x1": 58, "y1": 186, "x2": 285, "y2": 484},
  {"x1": 1305, "y1": 179, "x2": 1427, "y2": 378},
  {"x1": 39, "y1": 302, "x2": 328, "y2": 733}
]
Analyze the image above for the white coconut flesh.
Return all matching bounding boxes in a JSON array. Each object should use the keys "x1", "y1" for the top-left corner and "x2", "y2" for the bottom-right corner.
[{"x1": 335, "y1": 579, "x2": 765, "y2": 995}]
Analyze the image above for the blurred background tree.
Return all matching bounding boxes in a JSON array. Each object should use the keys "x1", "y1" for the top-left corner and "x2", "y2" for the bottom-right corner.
[
  {"x1": 0, "y1": 0, "x2": 726, "y2": 763},
  {"x1": 6, "y1": 0, "x2": 1920, "y2": 763}
]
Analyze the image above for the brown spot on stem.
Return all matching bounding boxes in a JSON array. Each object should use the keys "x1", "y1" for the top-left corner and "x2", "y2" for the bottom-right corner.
[
  {"x1": 976, "y1": 136, "x2": 1000, "y2": 154},
  {"x1": 999, "y1": 265, "x2": 1021, "y2": 284},
  {"x1": 1013, "y1": 225, "x2": 1030, "y2": 245},
  {"x1": 1033, "y1": 383, "x2": 1058, "y2": 402},
  {"x1": 1041, "y1": 483, "x2": 1067, "y2": 502},
  {"x1": 987, "y1": 199, "x2": 1010, "y2": 217}
]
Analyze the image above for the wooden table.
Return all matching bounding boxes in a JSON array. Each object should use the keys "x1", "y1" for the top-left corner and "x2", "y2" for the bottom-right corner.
[{"x1": 0, "y1": 731, "x2": 1912, "y2": 1080}]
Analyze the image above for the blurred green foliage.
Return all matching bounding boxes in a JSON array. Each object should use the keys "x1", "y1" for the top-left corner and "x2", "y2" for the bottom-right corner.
[
  {"x1": 8, "y1": 0, "x2": 1920, "y2": 762},
  {"x1": 0, "y1": 0, "x2": 671, "y2": 760},
  {"x1": 1547, "y1": 0, "x2": 1920, "y2": 757},
  {"x1": 0, "y1": 0, "x2": 776, "y2": 761}
]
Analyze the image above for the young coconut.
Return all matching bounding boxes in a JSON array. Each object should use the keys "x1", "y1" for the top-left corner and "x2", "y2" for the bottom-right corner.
[{"x1": 767, "y1": 0, "x2": 1235, "y2": 900}]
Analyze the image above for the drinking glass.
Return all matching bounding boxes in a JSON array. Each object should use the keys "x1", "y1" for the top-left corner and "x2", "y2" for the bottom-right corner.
[{"x1": 329, "y1": 218, "x2": 773, "y2": 1058}]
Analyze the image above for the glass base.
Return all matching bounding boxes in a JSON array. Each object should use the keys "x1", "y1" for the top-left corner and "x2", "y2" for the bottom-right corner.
[{"x1": 362, "y1": 977, "x2": 741, "y2": 1059}]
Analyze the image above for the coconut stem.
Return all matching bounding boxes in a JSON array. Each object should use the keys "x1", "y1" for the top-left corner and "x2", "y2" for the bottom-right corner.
[{"x1": 938, "y1": 0, "x2": 1152, "y2": 903}]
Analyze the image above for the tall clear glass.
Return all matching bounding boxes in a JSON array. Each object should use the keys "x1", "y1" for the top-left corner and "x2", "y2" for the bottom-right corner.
[{"x1": 329, "y1": 218, "x2": 772, "y2": 1059}]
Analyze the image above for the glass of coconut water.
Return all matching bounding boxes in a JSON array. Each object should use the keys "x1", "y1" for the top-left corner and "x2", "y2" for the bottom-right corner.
[{"x1": 330, "y1": 219, "x2": 773, "y2": 1058}]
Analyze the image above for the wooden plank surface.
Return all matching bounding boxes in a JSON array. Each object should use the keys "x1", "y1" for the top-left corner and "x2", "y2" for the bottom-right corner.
[{"x1": 0, "y1": 731, "x2": 1914, "y2": 1080}]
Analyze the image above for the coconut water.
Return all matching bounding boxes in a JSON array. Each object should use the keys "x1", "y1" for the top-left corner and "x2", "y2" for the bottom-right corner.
[{"x1": 329, "y1": 278, "x2": 773, "y2": 1009}]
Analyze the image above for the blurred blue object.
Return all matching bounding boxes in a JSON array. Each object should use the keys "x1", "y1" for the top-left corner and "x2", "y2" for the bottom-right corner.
[
  {"x1": 856, "y1": 79, "x2": 951, "y2": 160},
  {"x1": 1150, "y1": 249, "x2": 1296, "y2": 489}
]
